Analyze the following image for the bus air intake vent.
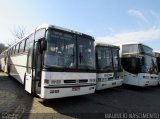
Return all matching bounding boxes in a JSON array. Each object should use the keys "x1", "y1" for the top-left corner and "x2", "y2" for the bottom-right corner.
[
  {"x1": 64, "y1": 79, "x2": 88, "y2": 83},
  {"x1": 79, "y1": 79, "x2": 88, "y2": 83},
  {"x1": 108, "y1": 77, "x2": 114, "y2": 80},
  {"x1": 64, "y1": 80, "x2": 76, "y2": 83}
]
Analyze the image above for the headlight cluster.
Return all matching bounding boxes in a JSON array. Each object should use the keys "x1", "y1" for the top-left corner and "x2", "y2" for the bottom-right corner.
[
  {"x1": 143, "y1": 76, "x2": 150, "y2": 79},
  {"x1": 44, "y1": 79, "x2": 49, "y2": 84},
  {"x1": 90, "y1": 79, "x2": 96, "y2": 82},
  {"x1": 44, "y1": 79, "x2": 61, "y2": 85},
  {"x1": 51, "y1": 80, "x2": 61, "y2": 84},
  {"x1": 98, "y1": 78, "x2": 108, "y2": 82}
]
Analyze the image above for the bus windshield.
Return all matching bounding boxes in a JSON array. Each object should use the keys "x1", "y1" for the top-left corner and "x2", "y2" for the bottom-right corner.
[
  {"x1": 140, "y1": 44, "x2": 153, "y2": 54},
  {"x1": 96, "y1": 47, "x2": 113, "y2": 71},
  {"x1": 112, "y1": 48, "x2": 120, "y2": 71},
  {"x1": 77, "y1": 36, "x2": 95, "y2": 69},
  {"x1": 44, "y1": 30, "x2": 95, "y2": 69},
  {"x1": 141, "y1": 55, "x2": 158, "y2": 74},
  {"x1": 44, "y1": 30, "x2": 76, "y2": 68}
]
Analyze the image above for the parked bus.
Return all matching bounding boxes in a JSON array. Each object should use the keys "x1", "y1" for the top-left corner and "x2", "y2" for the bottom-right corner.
[
  {"x1": 0, "y1": 24, "x2": 96, "y2": 99},
  {"x1": 95, "y1": 43, "x2": 123, "y2": 90},
  {"x1": 154, "y1": 51, "x2": 160, "y2": 84},
  {"x1": 119, "y1": 43, "x2": 159, "y2": 87}
]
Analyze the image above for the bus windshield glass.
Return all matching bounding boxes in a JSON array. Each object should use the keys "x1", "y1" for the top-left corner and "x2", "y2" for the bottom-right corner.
[
  {"x1": 96, "y1": 47, "x2": 113, "y2": 71},
  {"x1": 77, "y1": 36, "x2": 95, "y2": 69},
  {"x1": 155, "y1": 53, "x2": 160, "y2": 72},
  {"x1": 112, "y1": 48, "x2": 120, "y2": 71},
  {"x1": 44, "y1": 30, "x2": 76, "y2": 68},
  {"x1": 140, "y1": 44, "x2": 153, "y2": 54},
  {"x1": 122, "y1": 44, "x2": 139, "y2": 54},
  {"x1": 141, "y1": 55, "x2": 158, "y2": 74}
]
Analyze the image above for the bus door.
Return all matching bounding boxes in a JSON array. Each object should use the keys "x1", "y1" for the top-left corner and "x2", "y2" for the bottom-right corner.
[
  {"x1": 25, "y1": 48, "x2": 33, "y2": 94},
  {"x1": 33, "y1": 41, "x2": 42, "y2": 94}
]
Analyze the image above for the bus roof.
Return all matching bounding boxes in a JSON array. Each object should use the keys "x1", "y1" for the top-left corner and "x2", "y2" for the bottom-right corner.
[
  {"x1": 95, "y1": 42, "x2": 119, "y2": 49},
  {"x1": 154, "y1": 51, "x2": 160, "y2": 57},
  {"x1": 36, "y1": 24, "x2": 94, "y2": 39},
  {"x1": 116, "y1": 42, "x2": 153, "y2": 50}
]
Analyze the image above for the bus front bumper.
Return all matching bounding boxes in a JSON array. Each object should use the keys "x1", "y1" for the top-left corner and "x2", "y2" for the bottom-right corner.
[
  {"x1": 96, "y1": 79, "x2": 123, "y2": 90},
  {"x1": 40, "y1": 83, "x2": 96, "y2": 99}
]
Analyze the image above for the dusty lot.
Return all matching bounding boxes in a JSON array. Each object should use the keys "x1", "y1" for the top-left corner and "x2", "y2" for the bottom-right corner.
[{"x1": 0, "y1": 72, "x2": 160, "y2": 119}]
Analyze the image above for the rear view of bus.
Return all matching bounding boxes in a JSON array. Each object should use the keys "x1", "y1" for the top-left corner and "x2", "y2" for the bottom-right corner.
[
  {"x1": 95, "y1": 43, "x2": 123, "y2": 90},
  {"x1": 155, "y1": 52, "x2": 160, "y2": 84},
  {"x1": 120, "y1": 43, "x2": 159, "y2": 87}
]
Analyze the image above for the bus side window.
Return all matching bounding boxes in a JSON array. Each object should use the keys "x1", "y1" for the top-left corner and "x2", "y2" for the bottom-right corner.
[
  {"x1": 10, "y1": 48, "x2": 12, "y2": 56},
  {"x1": 26, "y1": 48, "x2": 32, "y2": 73},
  {"x1": 35, "y1": 28, "x2": 45, "y2": 40},
  {"x1": 15, "y1": 44, "x2": 19, "y2": 54},
  {"x1": 25, "y1": 34, "x2": 34, "y2": 52},
  {"x1": 11, "y1": 47, "x2": 14, "y2": 55},
  {"x1": 19, "y1": 40, "x2": 25, "y2": 53},
  {"x1": 13, "y1": 46, "x2": 16, "y2": 55}
]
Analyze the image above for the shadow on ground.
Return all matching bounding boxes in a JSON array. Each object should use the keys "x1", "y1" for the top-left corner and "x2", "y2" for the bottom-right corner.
[
  {"x1": 0, "y1": 72, "x2": 34, "y2": 119},
  {"x1": 40, "y1": 84, "x2": 160, "y2": 119}
]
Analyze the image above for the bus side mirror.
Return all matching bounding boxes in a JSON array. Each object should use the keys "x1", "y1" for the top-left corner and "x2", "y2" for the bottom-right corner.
[{"x1": 40, "y1": 38, "x2": 47, "y2": 54}]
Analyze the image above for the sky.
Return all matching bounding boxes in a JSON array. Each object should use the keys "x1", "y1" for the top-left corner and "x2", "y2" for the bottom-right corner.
[{"x1": 0, "y1": 0, "x2": 160, "y2": 51}]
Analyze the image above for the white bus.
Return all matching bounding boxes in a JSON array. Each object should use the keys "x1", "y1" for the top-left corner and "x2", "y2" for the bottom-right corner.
[
  {"x1": 95, "y1": 43, "x2": 123, "y2": 90},
  {"x1": 119, "y1": 43, "x2": 159, "y2": 87},
  {"x1": 0, "y1": 24, "x2": 96, "y2": 99},
  {"x1": 154, "y1": 51, "x2": 160, "y2": 84}
]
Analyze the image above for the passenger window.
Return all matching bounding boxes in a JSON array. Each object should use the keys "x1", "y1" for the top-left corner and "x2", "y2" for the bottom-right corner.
[
  {"x1": 25, "y1": 34, "x2": 34, "y2": 52},
  {"x1": 35, "y1": 28, "x2": 45, "y2": 40},
  {"x1": 13, "y1": 46, "x2": 16, "y2": 54},
  {"x1": 15, "y1": 44, "x2": 20, "y2": 54},
  {"x1": 26, "y1": 48, "x2": 32, "y2": 73},
  {"x1": 19, "y1": 41, "x2": 25, "y2": 53}
]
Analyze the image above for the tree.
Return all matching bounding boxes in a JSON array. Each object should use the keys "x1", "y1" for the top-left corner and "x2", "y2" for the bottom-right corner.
[{"x1": 6, "y1": 26, "x2": 26, "y2": 47}]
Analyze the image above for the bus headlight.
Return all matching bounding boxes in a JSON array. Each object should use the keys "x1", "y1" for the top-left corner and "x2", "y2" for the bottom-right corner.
[
  {"x1": 51, "y1": 80, "x2": 61, "y2": 84},
  {"x1": 44, "y1": 79, "x2": 49, "y2": 84},
  {"x1": 102, "y1": 78, "x2": 108, "y2": 82},
  {"x1": 90, "y1": 79, "x2": 96, "y2": 82}
]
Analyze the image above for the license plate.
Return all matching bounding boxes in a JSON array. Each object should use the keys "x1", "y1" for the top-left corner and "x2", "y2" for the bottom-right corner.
[
  {"x1": 112, "y1": 82, "x2": 116, "y2": 85},
  {"x1": 72, "y1": 87, "x2": 80, "y2": 91}
]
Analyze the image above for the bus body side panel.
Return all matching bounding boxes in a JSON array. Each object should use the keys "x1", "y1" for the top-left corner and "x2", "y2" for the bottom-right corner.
[
  {"x1": 123, "y1": 71, "x2": 159, "y2": 86},
  {"x1": 142, "y1": 74, "x2": 159, "y2": 86},
  {"x1": 40, "y1": 71, "x2": 96, "y2": 99},
  {"x1": 9, "y1": 54, "x2": 27, "y2": 84},
  {"x1": 96, "y1": 73, "x2": 123, "y2": 90}
]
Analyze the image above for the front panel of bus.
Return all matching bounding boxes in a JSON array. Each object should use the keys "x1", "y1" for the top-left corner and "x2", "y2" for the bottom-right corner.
[
  {"x1": 40, "y1": 29, "x2": 96, "y2": 99},
  {"x1": 95, "y1": 46, "x2": 123, "y2": 90},
  {"x1": 121, "y1": 44, "x2": 159, "y2": 86}
]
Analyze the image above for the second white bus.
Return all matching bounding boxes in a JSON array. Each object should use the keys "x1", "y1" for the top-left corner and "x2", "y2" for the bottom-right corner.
[{"x1": 95, "y1": 43, "x2": 123, "y2": 90}]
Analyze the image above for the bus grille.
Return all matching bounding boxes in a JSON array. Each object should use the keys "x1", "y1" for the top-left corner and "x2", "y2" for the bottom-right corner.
[
  {"x1": 108, "y1": 77, "x2": 114, "y2": 80},
  {"x1": 64, "y1": 79, "x2": 88, "y2": 84}
]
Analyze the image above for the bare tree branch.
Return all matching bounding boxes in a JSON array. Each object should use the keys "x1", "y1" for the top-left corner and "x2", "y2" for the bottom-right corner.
[{"x1": 6, "y1": 25, "x2": 27, "y2": 47}]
